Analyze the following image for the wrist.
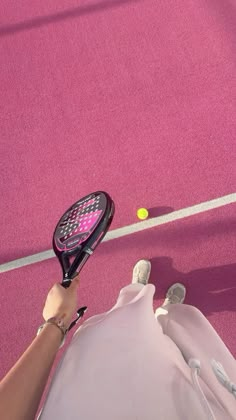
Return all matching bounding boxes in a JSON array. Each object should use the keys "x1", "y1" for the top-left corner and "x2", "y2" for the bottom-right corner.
[
  {"x1": 41, "y1": 322, "x2": 63, "y2": 338},
  {"x1": 37, "y1": 317, "x2": 68, "y2": 348},
  {"x1": 36, "y1": 323, "x2": 63, "y2": 350},
  {"x1": 44, "y1": 313, "x2": 72, "y2": 330}
]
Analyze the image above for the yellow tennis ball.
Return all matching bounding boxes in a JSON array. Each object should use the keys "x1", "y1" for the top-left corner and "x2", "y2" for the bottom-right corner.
[{"x1": 137, "y1": 208, "x2": 149, "y2": 220}]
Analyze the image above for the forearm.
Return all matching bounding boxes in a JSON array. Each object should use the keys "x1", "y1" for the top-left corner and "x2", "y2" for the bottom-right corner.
[{"x1": 0, "y1": 323, "x2": 62, "y2": 420}]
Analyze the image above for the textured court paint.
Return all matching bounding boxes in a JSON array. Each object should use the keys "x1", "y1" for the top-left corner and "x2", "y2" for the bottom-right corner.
[
  {"x1": 0, "y1": 204, "x2": 236, "y2": 380},
  {"x1": 0, "y1": 0, "x2": 236, "y2": 388},
  {"x1": 0, "y1": 193, "x2": 235, "y2": 273},
  {"x1": 0, "y1": 0, "x2": 236, "y2": 262}
]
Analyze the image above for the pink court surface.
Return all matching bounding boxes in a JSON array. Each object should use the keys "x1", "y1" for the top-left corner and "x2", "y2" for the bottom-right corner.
[{"x1": 0, "y1": 0, "x2": 236, "y2": 383}]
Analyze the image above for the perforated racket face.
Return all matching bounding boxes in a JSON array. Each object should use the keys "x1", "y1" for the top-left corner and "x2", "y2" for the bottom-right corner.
[{"x1": 54, "y1": 193, "x2": 106, "y2": 252}]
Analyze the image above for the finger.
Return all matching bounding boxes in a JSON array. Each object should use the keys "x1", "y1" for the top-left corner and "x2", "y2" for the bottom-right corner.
[{"x1": 70, "y1": 275, "x2": 80, "y2": 289}]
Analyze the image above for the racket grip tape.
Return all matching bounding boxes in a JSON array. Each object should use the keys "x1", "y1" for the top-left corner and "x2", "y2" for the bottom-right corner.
[
  {"x1": 61, "y1": 271, "x2": 78, "y2": 288},
  {"x1": 61, "y1": 279, "x2": 72, "y2": 288}
]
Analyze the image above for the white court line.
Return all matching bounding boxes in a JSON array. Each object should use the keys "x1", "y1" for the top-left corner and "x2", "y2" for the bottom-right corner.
[{"x1": 0, "y1": 193, "x2": 235, "y2": 274}]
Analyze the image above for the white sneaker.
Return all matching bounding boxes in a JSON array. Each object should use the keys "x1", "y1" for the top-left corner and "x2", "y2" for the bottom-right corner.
[
  {"x1": 162, "y1": 283, "x2": 186, "y2": 306},
  {"x1": 132, "y1": 260, "x2": 151, "y2": 285}
]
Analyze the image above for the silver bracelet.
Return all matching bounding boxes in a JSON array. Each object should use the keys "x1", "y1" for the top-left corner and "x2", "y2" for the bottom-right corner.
[{"x1": 37, "y1": 317, "x2": 68, "y2": 348}]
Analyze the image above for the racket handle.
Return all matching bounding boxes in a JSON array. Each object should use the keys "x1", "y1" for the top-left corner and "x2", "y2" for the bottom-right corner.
[
  {"x1": 61, "y1": 271, "x2": 78, "y2": 288},
  {"x1": 61, "y1": 279, "x2": 72, "y2": 288}
]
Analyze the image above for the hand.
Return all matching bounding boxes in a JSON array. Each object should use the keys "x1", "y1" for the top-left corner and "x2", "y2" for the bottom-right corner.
[{"x1": 43, "y1": 277, "x2": 80, "y2": 329}]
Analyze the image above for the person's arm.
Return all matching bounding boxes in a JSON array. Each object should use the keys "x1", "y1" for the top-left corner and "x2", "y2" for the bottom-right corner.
[
  {"x1": 0, "y1": 277, "x2": 80, "y2": 420},
  {"x1": 0, "y1": 323, "x2": 62, "y2": 420}
]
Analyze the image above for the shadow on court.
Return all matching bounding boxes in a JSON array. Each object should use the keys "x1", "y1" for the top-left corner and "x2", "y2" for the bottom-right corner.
[
  {"x1": 0, "y1": 0, "x2": 139, "y2": 37},
  {"x1": 150, "y1": 256, "x2": 236, "y2": 316},
  {"x1": 99, "y1": 214, "x2": 236, "y2": 316}
]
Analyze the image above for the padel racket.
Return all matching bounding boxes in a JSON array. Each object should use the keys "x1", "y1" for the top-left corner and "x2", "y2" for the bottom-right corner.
[{"x1": 53, "y1": 191, "x2": 115, "y2": 288}]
